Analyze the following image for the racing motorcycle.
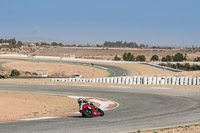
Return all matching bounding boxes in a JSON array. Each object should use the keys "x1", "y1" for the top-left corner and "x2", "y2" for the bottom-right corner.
[{"x1": 78, "y1": 98, "x2": 104, "y2": 118}]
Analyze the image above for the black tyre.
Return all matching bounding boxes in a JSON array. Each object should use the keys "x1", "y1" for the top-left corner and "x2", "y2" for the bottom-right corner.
[
  {"x1": 82, "y1": 108, "x2": 94, "y2": 118},
  {"x1": 97, "y1": 108, "x2": 104, "y2": 116}
]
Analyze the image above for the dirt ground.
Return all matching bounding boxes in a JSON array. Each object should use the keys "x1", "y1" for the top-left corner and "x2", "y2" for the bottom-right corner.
[
  {"x1": 136, "y1": 124, "x2": 200, "y2": 133},
  {"x1": 0, "y1": 92, "x2": 78, "y2": 121},
  {"x1": 32, "y1": 47, "x2": 200, "y2": 61},
  {"x1": 95, "y1": 62, "x2": 200, "y2": 77},
  {"x1": 0, "y1": 59, "x2": 109, "y2": 78}
]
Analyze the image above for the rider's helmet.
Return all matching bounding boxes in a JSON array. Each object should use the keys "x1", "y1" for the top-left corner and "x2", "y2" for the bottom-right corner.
[{"x1": 78, "y1": 98, "x2": 83, "y2": 104}]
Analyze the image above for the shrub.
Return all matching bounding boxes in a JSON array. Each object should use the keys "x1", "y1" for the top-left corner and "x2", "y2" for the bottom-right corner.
[
  {"x1": 194, "y1": 57, "x2": 200, "y2": 61},
  {"x1": 136, "y1": 55, "x2": 146, "y2": 61},
  {"x1": 114, "y1": 55, "x2": 121, "y2": 61},
  {"x1": 162, "y1": 57, "x2": 167, "y2": 62},
  {"x1": 123, "y1": 52, "x2": 127, "y2": 61},
  {"x1": 158, "y1": 63, "x2": 200, "y2": 71},
  {"x1": 166, "y1": 55, "x2": 172, "y2": 61},
  {"x1": 10, "y1": 69, "x2": 20, "y2": 76},
  {"x1": 173, "y1": 53, "x2": 184, "y2": 62},
  {"x1": 151, "y1": 55, "x2": 159, "y2": 61},
  {"x1": 123, "y1": 52, "x2": 135, "y2": 61}
]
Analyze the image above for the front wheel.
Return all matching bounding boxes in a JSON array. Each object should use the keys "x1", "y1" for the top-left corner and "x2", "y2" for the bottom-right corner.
[
  {"x1": 97, "y1": 108, "x2": 104, "y2": 116},
  {"x1": 82, "y1": 108, "x2": 94, "y2": 118}
]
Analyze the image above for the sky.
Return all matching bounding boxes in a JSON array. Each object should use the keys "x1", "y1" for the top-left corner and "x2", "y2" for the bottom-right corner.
[{"x1": 0, "y1": 0, "x2": 200, "y2": 47}]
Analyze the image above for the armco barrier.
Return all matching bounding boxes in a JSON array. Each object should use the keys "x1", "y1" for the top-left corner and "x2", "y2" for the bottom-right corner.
[{"x1": 51, "y1": 76, "x2": 200, "y2": 85}]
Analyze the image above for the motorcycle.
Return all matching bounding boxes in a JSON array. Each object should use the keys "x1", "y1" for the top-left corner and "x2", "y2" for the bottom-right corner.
[{"x1": 78, "y1": 98, "x2": 104, "y2": 118}]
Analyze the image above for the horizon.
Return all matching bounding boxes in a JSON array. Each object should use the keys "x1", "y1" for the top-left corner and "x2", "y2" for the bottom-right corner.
[{"x1": 0, "y1": 0, "x2": 200, "y2": 47}]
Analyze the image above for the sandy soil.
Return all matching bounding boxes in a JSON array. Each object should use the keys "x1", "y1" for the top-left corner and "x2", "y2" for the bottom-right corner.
[
  {"x1": 0, "y1": 59, "x2": 109, "y2": 78},
  {"x1": 0, "y1": 92, "x2": 78, "y2": 121},
  {"x1": 136, "y1": 124, "x2": 200, "y2": 133}
]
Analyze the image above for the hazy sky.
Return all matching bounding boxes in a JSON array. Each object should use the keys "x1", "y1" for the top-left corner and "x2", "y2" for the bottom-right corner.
[{"x1": 0, "y1": 0, "x2": 200, "y2": 47}]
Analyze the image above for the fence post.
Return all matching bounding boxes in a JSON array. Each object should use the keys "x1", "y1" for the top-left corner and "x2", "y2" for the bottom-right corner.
[
  {"x1": 136, "y1": 76, "x2": 141, "y2": 84},
  {"x1": 110, "y1": 77, "x2": 114, "y2": 83},
  {"x1": 197, "y1": 77, "x2": 200, "y2": 85},
  {"x1": 192, "y1": 77, "x2": 197, "y2": 85},
  {"x1": 129, "y1": 77, "x2": 133, "y2": 84},
  {"x1": 156, "y1": 77, "x2": 161, "y2": 85},
  {"x1": 147, "y1": 77, "x2": 152, "y2": 85},
  {"x1": 188, "y1": 77, "x2": 192, "y2": 85},
  {"x1": 172, "y1": 77, "x2": 176, "y2": 85},
  {"x1": 175, "y1": 77, "x2": 180, "y2": 85},
  {"x1": 152, "y1": 77, "x2": 157, "y2": 85},
  {"x1": 118, "y1": 77, "x2": 122, "y2": 84},
  {"x1": 125, "y1": 77, "x2": 130, "y2": 84},
  {"x1": 160, "y1": 77, "x2": 165, "y2": 85},
  {"x1": 184, "y1": 77, "x2": 188, "y2": 85},
  {"x1": 133, "y1": 76, "x2": 137, "y2": 84},
  {"x1": 180, "y1": 77, "x2": 184, "y2": 85},
  {"x1": 114, "y1": 77, "x2": 118, "y2": 84},
  {"x1": 143, "y1": 77, "x2": 147, "y2": 85}
]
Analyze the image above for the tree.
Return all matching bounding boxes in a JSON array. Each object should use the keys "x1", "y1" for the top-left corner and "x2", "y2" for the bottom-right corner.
[
  {"x1": 10, "y1": 69, "x2": 20, "y2": 76},
  {"x1": 162, "y1": 57, "x2": 167, "y2": 62},
  {"x1": 173, "y1": 53, "x2": 184, "y2": 62},
  {"x1": 123, "y1": 52, "x2": 127, "y2": 61},
  {"x1": 136, "y1": 55, "x2": 146, "y2": 61},
  {"x1": 166, "y1": 55, "x2": 172, "y2": 61},
  {"x1": 150, "y1": 55, "x2": 159, "y2": 61},
  {"x1": 114, "y1": 55, "x2": 121, "y2": 61},
  {"x1": 127, "y1": 52, "x2": 135, "y2": 61},
  {"x1": 123, "y1": 52, "x2": 135, "y2": 61}
]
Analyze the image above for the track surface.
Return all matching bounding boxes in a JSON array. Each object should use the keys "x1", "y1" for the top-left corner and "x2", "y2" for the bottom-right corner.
[{"x1": 0, "y1": 83, "x2": 200, "y2": 133}]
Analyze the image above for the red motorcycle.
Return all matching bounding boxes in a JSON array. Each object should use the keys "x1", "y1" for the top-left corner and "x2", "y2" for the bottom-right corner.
[{"x1": 78, "y1": 98, "x2": 104, "y2": 118}]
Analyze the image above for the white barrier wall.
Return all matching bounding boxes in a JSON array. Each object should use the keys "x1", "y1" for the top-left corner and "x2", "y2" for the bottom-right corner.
[{"x1": 51, "y1": 76, "x2": 200, "y2": 85}]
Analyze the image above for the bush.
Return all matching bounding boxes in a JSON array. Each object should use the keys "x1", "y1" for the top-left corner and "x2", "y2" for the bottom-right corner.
[
  {"x1": 122, "y1": 52, "x2": 135, "y2": 61},
  {"x1": 194, "y1": 57, "x2": 200, "y2": 61},
  {"x1": 173, "y1": 53, "x2": 184, "y2": 62},
  {"x1": 166, "y1": 55, "x2": 172, "y2": 61},
  {"x1": 10, "y1": 69, "x2": 20, "y2": 76},
  {"x1": 150, "y1": 55, "x2": 159, "y2": 61},
  {"x1": 158, "y1": 63, "x2": 200, "y2": 71},
  {"x1": 114, "y1": 55, "x2": 121, "y2": 61},
  {"x1": 162, "y1": 57, "x2": 167, "y2": 62},
  {"x1": 136, "y1": 55, "x2": 146, "y2": 61},
  {"x1": 123, "y1": 52, "x2": 127, "y2": 61}
]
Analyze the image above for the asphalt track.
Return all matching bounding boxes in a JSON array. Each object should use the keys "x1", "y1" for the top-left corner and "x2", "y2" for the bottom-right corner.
[{"x1": 1, "y1": 83, "x2": 200, "y2": 133}]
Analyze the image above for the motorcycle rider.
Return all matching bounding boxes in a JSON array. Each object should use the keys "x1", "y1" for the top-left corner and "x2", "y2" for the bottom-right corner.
[{"x1": 78, "y1": 98, "x2": 88, "y2": 112}]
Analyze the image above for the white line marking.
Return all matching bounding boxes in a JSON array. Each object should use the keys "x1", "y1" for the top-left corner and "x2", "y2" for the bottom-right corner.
[
  {"x1": 151, "y1": 87, "x2": 172, "y2": 90},
  {"x1": 72, "y1": 85, "x2": 91, "y2": 87},
  {"x1": 109, "y1": 86, "x2": 132, "y2": 88},
  {"x1": 21, "y1": 117, "x2": 55, "y2": 121}
]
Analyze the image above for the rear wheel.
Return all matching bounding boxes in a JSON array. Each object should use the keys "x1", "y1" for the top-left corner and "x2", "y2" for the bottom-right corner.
[
  {"x1": 97, "y1": 108, "x2": 104, "y2": 116},
  {"x1": 82, "y1": 108, "x2": 94, "y2": 118}
]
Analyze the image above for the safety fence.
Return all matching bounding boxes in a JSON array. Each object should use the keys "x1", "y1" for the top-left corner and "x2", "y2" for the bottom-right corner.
[{"x1": 52, "y1": 76, "x2": 200, "y2": 85}]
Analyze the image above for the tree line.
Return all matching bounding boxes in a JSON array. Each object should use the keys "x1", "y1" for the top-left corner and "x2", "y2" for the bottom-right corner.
[
  {"x1": 114, "y1": 52, "x2": 146, "y2": 61},
  {"x1": 159, "y1": 63, "x2": 200, "y2": 71},
  {"x1": 114, "y1": 52, "x2": 200, "y2": 62},
  {"x1": 103, "y1": 41, "x2": 148, "y2": 48}
]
